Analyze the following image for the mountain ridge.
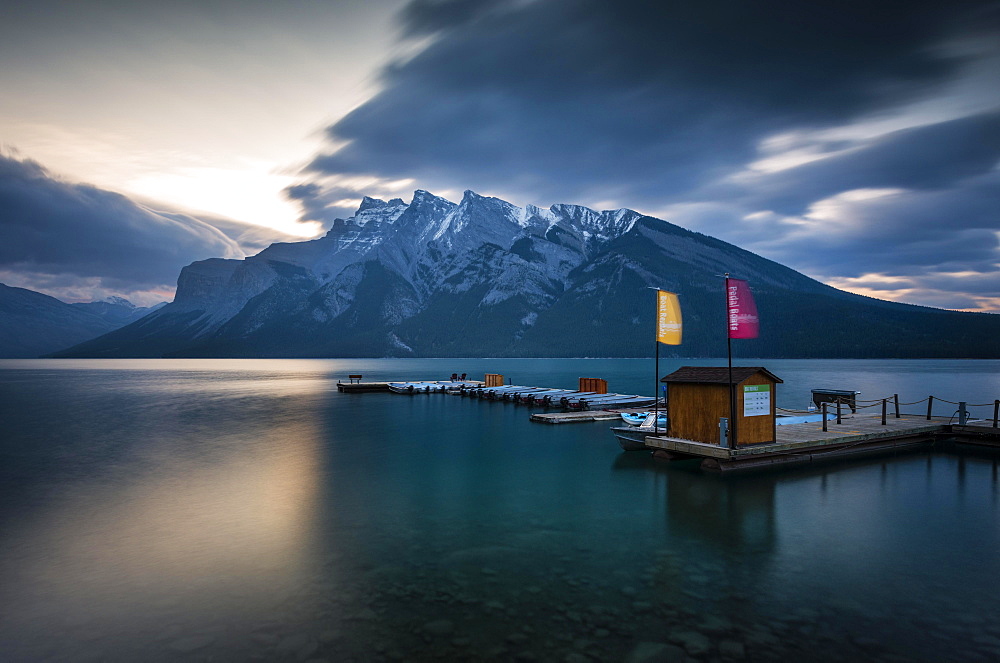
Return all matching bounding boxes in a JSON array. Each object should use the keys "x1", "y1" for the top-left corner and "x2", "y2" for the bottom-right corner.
[
  {"x1": 0, "y1": 285, "x2": 165, "y2": 358},
  {"x1": 50, "y1": 190, "x2": 1000, "y2": 359}
]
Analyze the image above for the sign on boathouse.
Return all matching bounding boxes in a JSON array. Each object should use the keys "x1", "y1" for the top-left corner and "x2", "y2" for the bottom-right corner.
[{"x1": 661, "y1": 367, "x2": 782, "y2": 447}]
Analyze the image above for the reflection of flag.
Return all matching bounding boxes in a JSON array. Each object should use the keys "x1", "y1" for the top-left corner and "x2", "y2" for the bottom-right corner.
[
  {"x1": 726, "y1": 278, "x2": 759, "y2": 339},
  {"x1": 656, "y1": 290, "x2": 682, "y2": 345}
]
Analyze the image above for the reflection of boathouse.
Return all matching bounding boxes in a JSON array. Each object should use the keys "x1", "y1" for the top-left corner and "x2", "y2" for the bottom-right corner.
[
  {"x1": 612, "y1": 454, "x2": 777, "y2": 552},
  {"x1": 662, "y1": 367, "x2": 782, "y2": 446},
  {"x1": 666, "y1": 471, "x2": 777, "y2": 552}
]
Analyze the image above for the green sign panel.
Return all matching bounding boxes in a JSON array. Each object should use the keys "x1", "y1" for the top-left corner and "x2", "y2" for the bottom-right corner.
[{"x1": 743, "y1": 384, "x2": 771, "y2": 417}]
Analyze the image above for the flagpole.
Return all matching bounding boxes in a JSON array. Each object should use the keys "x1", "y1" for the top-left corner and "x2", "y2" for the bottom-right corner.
[
  {"x1": 725, "y1": 274, "x2": 735, "y2": 449},
  {"x1": 654, "y1": 332, "x2": 660, "y2": 434},
  {"x1": 653, "y1": 288, "x2": 660, "y2": 433}
]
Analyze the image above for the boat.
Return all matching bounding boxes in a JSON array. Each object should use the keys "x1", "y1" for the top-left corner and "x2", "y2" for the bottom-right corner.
[
  {"x1": 480, "y1": 385, "x2": 521, "y2": 400},
  {"x1": 388, "y1": 381, "x2": 434, "y2": 394},
  {"x1": 516, "y1": 388, "x2": 566, "y2": 405},
  {"x1": 610, "y1": 425, "x2": 659, "y2": 451},
  {"x1": 620, "y1": 411, "x2": 668, "y2": 427},
  {"x1": 532, "y1": 390, "x2": 596, "y2": 406},
  {"x1": 523, "y1": 389, "x2": 582, "y2": 406},
  {"x1": 557, "y1": 391, "x2": 602, "y2": 407},
  {"x1": 567, "y1": 394, "x2": 656, "y2": 410},
  {"x1": 388, "y1": 381, "x2": 479, "y2": 394},
  {"x1": 584, "y1": 395, "x2": 657, "y2": 409},
  {"x1": 476, "y1": 385, "x2": 530, "y2": 400},
  {"x1": 499, "y1": 386, "x2": 548, "y2": 402}
]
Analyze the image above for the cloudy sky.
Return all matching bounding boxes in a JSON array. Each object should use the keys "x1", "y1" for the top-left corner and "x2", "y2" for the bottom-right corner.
[{"x1": 2, "y1": 0, "x2": 998, "y2": 310}]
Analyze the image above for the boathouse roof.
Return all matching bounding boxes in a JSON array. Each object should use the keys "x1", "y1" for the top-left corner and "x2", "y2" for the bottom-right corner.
[{"x1": 660, "y1": 366, "x2": 783, "y2": 384}]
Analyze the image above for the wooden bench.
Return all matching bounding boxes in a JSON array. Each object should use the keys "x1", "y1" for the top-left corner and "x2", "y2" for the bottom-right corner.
[{"x1": 347, "y1": 374, "x2": 363, "y2": 384}]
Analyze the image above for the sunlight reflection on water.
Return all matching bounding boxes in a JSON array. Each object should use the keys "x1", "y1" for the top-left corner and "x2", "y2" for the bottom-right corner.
[{"x1": 1, "y1": 362, "x2": 331, "y2": 660}]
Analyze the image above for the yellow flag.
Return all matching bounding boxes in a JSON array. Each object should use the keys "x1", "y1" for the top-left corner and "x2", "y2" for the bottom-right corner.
[{"x1": 657, "y1": 290, "x2": 682, "y2": 345}]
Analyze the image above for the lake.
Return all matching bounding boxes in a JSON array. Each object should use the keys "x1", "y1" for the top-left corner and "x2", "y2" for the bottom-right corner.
[{"x1": 1, "y1": 358, "x2": 998, "y2": 662}]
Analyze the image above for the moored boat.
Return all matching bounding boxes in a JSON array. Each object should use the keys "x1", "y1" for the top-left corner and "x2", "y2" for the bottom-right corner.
[
  {"x1": 568, "y1": 394, "x2": 656, "y2": 410},
  {"x1": 620, "y1": 411, "x2": 668, "y2": 427},
  {"x1": 557, "y1": 391, "x2": 601, "y2": 407},
  {"x1": 388, "y1": 380, "x2": 480, "y2": 394},
  {"x1": 611, "y1": 425, "x2": 655, "y2": 451}
]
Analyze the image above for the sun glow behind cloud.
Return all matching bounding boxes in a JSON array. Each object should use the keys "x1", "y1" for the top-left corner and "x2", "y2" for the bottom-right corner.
[{"x1": 127, "y1": 164, "x2": 321, "y2": 238}]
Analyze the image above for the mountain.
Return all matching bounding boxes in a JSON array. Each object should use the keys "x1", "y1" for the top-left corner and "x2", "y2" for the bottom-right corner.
[
  {"x1": 0, "y1": 285, "x2": 164, "y2": 358},
  {"x1": 52, "y1": 190, "x2": 1000, "y2": 359},
  {"x1": 70, "y1": 296, "x2": 167, "y2": 326}
]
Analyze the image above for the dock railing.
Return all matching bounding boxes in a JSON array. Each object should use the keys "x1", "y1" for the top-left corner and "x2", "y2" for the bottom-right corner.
[{"x1": 779, "y1": 394, "x2": 1000, "y2": 429}]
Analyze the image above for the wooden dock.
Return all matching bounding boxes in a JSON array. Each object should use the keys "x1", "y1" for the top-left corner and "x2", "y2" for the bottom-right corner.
[
  {"x1": 337, "y1": 381, "x2": 391, "y2": 392},
  {"x1": 642, "y1": 414, "x2": 1000, "y2": 472}
]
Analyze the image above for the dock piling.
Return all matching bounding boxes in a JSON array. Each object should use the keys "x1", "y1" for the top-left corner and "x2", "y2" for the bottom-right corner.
[
  {"x1": 894, "y1": 394, "x2": 900, "y2": 418},
  {"x1": 881, "y1": 399, "x2": 887, "y2": 425},
  {"x1": 927, "y1": 396, "x2": 934, "y2": 420},
  {"x1": 959, "y1": 402, "x2": 968, "y2": 426},
  {"x1": 836, "y1": 400, "x2": 842, "y2": 425},
  {"x1": 994, "y1": 400, "x2": 999, "y2": 428},
  {"x1": 822, "y1": 403, "x2": 828, "y2": 432}
]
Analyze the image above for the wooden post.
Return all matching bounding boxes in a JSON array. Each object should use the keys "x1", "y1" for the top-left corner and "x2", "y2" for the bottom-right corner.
[
  {"x1": 894, "y1": 393, "x2": 900, "y2": 418},
  {"x1": 926, "y1": 396, "x2": 934, "y2": 420},
  {"x1": 881, "y1": 399, "x2": 887, "y2": 425},
  {"x1": 836, "y1": 400, "x2": 842, "y2": 424},
  {"x1": 994, "y1": 400, "x2": 999, "y2": 428},
  {"x1": 822, "y1": 402, "x2": 828, "y2": 432}
]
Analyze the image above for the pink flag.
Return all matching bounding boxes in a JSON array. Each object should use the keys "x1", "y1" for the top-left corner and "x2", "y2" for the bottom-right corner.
[{"x1": 726, "y1": 278, "x2": 759, "y2": 339}]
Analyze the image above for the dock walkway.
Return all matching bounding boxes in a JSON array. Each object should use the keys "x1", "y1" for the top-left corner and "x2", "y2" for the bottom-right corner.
[
  {"x1": 338, "y1": 377, "x2": 659, "y2": 415},
  {"x1": 337, "y1": 381, "x2": 391, "y2": 392},
  {"x1": 644, "y1": 414, "x2": 1000, "y2": 472}
]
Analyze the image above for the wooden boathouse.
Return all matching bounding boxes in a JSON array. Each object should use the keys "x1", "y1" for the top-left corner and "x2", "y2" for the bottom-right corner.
[
  {"x1": 662, "y1": 366, "x2": 782, "y2": 447},
  {"x1": 644, "y1": 372, "x2": 1000, "y2": 472}
]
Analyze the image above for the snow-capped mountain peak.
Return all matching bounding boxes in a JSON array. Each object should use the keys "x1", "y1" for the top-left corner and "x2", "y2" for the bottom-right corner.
[{"x1": 103, "y1": 295, "x2": 137, "y2": 309}]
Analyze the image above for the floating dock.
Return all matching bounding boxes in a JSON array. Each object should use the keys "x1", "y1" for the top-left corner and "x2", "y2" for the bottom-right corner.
[
  {"x1": 337, "y1": 381, "x2": 391, "y2": 392},
  {"x1": 641, "y1": 414, "x2": 1000, "y2": 472},
  {"x1": 336, "y1": 375, "x2": 658, "y2": 416}
]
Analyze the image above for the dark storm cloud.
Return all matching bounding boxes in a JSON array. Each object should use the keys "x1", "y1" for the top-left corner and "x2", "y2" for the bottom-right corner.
[
  {"x1": 733, "y1": 111, "x2": 1000, "y2": 214},
  {"x1": 736, "y1": 170, "x2": 1000, "y2": 308},
  {"x1": 299, "y1": 0, "x2": 1000, "y2": 309},
  {"x1": 310, "y1": 0, "x2": 989, "y2": 201},
  {"x1": 0, "y1": 153, "x2": 242, "y2": 291},
  {"x1": 399, "y1": 0, "x2": 510, "y2": 36}
]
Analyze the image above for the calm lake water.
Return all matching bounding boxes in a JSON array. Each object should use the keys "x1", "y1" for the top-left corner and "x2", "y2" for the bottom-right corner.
[{"x1": 1, "y1": 358, "x2": 998, "y2": 662}]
